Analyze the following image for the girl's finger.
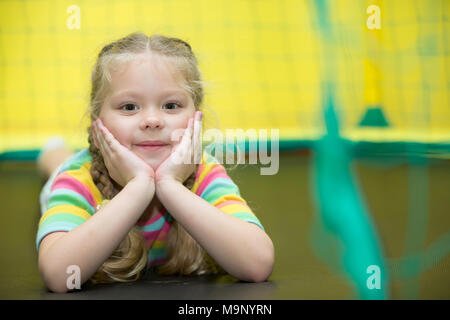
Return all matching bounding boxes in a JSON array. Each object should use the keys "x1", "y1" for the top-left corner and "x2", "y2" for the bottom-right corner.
[
  {"x1": 193, "y1": 111, "x2": 202, "y2": 164},
  {"x1": 179, "y1": 117, "x2": 194, "y2": 164},
  {"x1": 97, "y1": 119, "x2": 121, "y2": 152},
  {"x1": 94, "y1": 120, "x2": 111, "y2": 155}
]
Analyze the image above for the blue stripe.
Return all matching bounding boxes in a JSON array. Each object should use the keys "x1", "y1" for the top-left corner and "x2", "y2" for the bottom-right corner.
[
  {"x1": 138, "y1": 216, "x2": 165, "y2": 233},
  {"x1": 231, "y1": 212, "x2": 265, "y2": 231},
  {"x1": 201, "y1": 177, "x2": 240, "y2": 200},
  {"x1": 36, "y1": 221, "x2": 79, "y2": 251},
  {"x1": 60, "y1": 149, "x2": 91, "y2": 172}
]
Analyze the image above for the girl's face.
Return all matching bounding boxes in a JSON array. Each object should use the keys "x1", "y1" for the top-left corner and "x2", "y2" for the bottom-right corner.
[{"x1": 99, "y1": 53, "x2": 196, "y2": 170}]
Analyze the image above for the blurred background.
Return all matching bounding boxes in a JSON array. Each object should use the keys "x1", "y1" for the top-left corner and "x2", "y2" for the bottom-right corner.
[{"x1": 0, "y1": 0, "x2": 448, "y2": 299}]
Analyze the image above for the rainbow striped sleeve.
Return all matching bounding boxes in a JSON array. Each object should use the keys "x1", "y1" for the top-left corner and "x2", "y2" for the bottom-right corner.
[
  {"x1": 36, "y1": 149, "x2": 103, "y2": 251},
  {"x1": 191, "y1": 152, "x2": 264, "y2": 231}
]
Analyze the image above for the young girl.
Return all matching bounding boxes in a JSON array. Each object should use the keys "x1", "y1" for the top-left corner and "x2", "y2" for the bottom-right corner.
[{"x1": 36, "y1": 32, "x2": 274, "y2": 293}]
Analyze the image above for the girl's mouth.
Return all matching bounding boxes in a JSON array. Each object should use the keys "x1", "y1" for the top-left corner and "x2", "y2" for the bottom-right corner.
[
  {"x1": 135, "y1": 144, "x2": 169, "y2": 151},
  {"x1": 134, "y1": 140, "x2": 169, "y2": 151}
]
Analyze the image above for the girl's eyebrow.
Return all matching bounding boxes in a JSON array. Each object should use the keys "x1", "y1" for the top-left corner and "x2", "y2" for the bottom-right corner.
[
  {"x1": 159, "y1": 89, "x2": 189, "y2": 99},
  {"x1": 110, "y1": 90, "x2": 143, "y2": 101},
  {"x1": 111, "y1": 89, "x2": 188, "y2": 101}
]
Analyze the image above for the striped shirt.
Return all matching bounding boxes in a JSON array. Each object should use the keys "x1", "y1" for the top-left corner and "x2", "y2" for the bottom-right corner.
[{"x1": 36, "y1": 149, "x2": 264, "y2": 267}]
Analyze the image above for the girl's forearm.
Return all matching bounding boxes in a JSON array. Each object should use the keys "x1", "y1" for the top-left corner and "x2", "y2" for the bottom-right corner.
[
  {"x1": 39, "y1": 177, "x2": 154, "y2": 293},
  {"x1": 156, "y1": 180, "x2": 274, "y2": 282}
]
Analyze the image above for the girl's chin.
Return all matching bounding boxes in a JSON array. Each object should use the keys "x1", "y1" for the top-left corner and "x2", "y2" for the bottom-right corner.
[
  {"x1": 145, "y1": 159, "x2": 163, "y2": 171},
  {"x1": 134, "y1": 149, "x2": 171, "y2": 170}
]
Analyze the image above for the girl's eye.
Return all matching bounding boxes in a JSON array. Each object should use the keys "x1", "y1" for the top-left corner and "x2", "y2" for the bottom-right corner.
[
  {"x1": 163, "y1": 102, "x2": 181, "y2": 110},
  {"x1": 121, "y1": 103, "x2": 138, "y2": 111}
]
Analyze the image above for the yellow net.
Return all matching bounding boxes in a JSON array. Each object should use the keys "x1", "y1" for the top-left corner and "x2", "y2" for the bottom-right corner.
[{"x1": 0, "y1": 0, "x2": 448, "y2": 155}]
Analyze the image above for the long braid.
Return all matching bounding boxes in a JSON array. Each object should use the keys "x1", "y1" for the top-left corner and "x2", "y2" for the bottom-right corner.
[{"x1": 88, "y1": 127, "x2": 118, "y2": 199}]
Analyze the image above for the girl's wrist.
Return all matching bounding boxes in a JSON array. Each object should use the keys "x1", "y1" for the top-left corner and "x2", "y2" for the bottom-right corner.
[
  {"x1": 128, "y1": 175, "x2": 155, "y2": 199},
  {"x1": 155, "y1": 177, "x2": 181, "y2": 189},
  {"x1": 155, "y1": 178, "x2": 182, "y2": 197},
  {"x1": 155, "y1": 178, "x2": 184, "y2": 211}
]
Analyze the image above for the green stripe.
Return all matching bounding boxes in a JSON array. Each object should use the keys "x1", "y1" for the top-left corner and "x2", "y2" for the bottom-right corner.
[
  {"x1": 231, "y1": 212, "x2": 264, "y2": 231},
  {"x1": 137, "y1": 216, "x2": 165, "y2": 232},
  {"x1": 40, "y1": 212, "x2": 87, "y2": 228},
  {"x1": 201, "y1": 178, "x2": 240, "y2": 203},
  {"x1": 47, "y1": 189, "x2": 95, "y2": 215},
  {"x1": 148, "y1": 247, "x2": 167, "y2": 259}
]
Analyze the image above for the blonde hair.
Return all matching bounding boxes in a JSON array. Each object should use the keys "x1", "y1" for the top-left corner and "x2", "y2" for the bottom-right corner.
[{"x1": 88, "y1": 32, "x2": 220, "y2": 284}]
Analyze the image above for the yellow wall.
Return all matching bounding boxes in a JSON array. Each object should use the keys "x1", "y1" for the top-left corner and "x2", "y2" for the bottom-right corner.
[{"x1": 0, "y1": 0, "x2": 448, "y2": 153}]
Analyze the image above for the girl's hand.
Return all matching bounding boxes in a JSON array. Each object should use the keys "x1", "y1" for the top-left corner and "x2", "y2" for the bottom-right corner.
[
  {"x1": 92, "y1": 119, "x2": 155, "y2": 187},
  {"x1": 154, "y1": 111, "x2": 202, "y2": 187}
]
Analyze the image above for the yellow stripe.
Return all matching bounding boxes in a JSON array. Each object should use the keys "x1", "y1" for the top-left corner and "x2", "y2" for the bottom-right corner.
[
  {"x1": 153, "y1": 240, "x2": 166, "y2": 248},
  {"x1": 39, "y1": 204, "x2": 92, "y2": 227},
  {"x1": 64, "y1": 162, "x2": 103, "y2": 204},
  {"x1": 218, "y1": 203, "x2": 254, "y2": 215},
  {"x1": 191, "y1": 152, "x2": 217, "y2": 194},
  {"x1": 212, "y1": 194, "x2": 248, "y2": 207}
]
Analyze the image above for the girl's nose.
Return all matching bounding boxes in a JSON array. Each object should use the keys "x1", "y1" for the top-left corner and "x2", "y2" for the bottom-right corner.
[{"x1": 140, "y1": 115, "x2": 164, "y2": 130}]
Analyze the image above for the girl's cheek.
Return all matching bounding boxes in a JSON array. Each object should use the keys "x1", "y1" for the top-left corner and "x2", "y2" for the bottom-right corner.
[
  {"x1": 179, "y1": 117, "x2": 192, "y2": 133},
  {"x1": 170, "y1": 128, "x2": 184, "y2": 145},
  {"x1": 107, "y1": 127, "x2": 126, "y2": 146}
]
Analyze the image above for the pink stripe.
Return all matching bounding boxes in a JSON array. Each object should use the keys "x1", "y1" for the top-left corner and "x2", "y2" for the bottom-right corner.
[
  {"x1": 136, "y1": 210, "x2": 165, "y2": 227},
  {"x1": 144, "y1": 228, "x2": 171, "y2": 249},
  {"x1": 195, "y1": 163, "x2": 206, "y2": 182},
  {"x1": 142, "y1": 230, "x2": 158, "y2": 240},
  {"x1": 159, "y1": 221, "x2": 171, "y2": 234},
  {"x1": 156, "y1": 230, "x2": 169, "y2": 241},
  {"x1": 145, "y1": 234, "x2": 169, "y2": 249},
  {"x1": 216, "y1": 200, "x2": 250, "y2": 210},
  {"x1": 51, "y1": 173, "x2": 96, "y2": 208},
  {"x1": 140, "y1": 219, "x2": 171, "y2": 238},
  {"x1": 196, "y1": 166, "x2": 230, "y2": 196}
]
